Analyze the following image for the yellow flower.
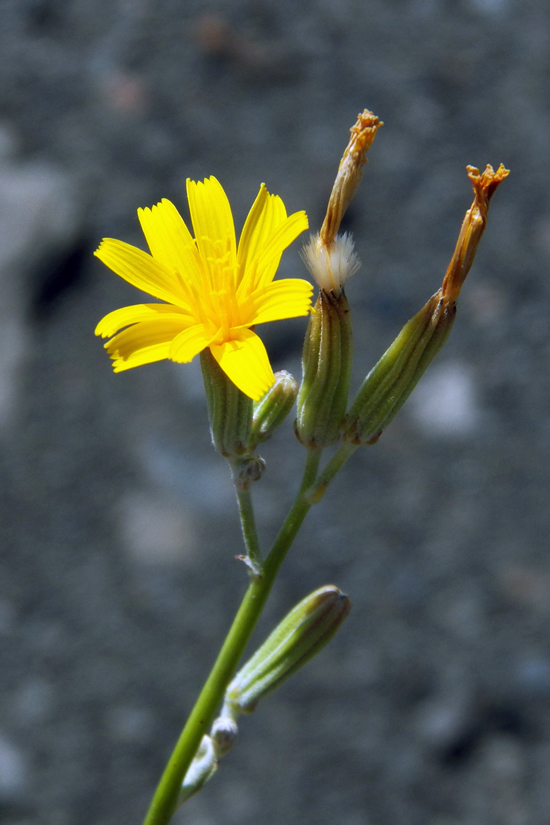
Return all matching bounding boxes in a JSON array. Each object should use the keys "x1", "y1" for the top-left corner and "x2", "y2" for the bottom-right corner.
[{"x1": 95, "y1": 177, "x2": 313, "y2": 400}]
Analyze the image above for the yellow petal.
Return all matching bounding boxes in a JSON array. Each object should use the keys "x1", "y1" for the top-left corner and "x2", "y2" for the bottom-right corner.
[
  {"x1": 95, "y1": 239, "x2": 188, "y2": 307},
  {"x1": 104, "y1": 317, "x2": 191, "y2": 371},
  {"x1": 242, "y1": 211, "x2": 309, "y2": 294},
  {"x1": 169, "y1": 325, "x2": 212, "y2": 363},
  {"x1": 210, "y1": 329, "x2": 275, "y2": 401},
  {"x1": 137, "y1": 199, "x2": 202, "y2": 288},
  {"x1": 186, "y1": 177, "x2": 237, "y2": 285},
  {"x1": 258, "y1": 212, "x2": 309, "y2": 283},
  {"x1": 237, "y1": 185, "x2": 287, "y2": 284},
  {"x1": 250, "y1": 279, "x2": 314, "y2": 325},
  {"x1": 95, "y1": 303, "x2": 193, "y2": 338}
]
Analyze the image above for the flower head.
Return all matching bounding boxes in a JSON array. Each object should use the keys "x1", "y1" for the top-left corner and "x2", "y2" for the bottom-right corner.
[
  {"x1": 301, "y1": 110, "x2": 381, "y2": 297},
  {"x1": 95, "y1": 177, "x2": 312, "y2": 400}
]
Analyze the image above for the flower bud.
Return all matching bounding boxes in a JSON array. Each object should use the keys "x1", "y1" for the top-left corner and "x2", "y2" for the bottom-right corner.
[
  {"x1": 344, "y1": 290, "x2": 455, "y2": 444},
  {"x1": 225, "y1": 585, "x2": 351, "y2": 715},
  {"x1": 210, "y1": 716, "x2": 239, "y2": 758},
  {"x1": 200, "y1": 347, "x2": 252, "y2": 457},
  {"x1": 344, "y1": 163, "x2": 509, "y2": 446},
  {"x1": 320, "y1": 110, "x2": 382, "y2": 248},
  {"x1": 295, "y1": 111, "x2": 382, "y2": 450},
  {"x1": 295, "y1": 289, "x2": 353, "y2": 449},
  {"x1": 250, "y1": 370, "x2": 298, "y2": 447},
  {"x1": 178, "y1": 735, "x2": 217, "y2": 806},
  {"x1": 231, "y1": 453, "x2": 266, "y2": 491}
]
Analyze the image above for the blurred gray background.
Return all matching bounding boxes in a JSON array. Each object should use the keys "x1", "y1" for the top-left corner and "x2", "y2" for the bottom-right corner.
[{"x1": 1, "y1": 1, "x2": 550, "y2": 823}]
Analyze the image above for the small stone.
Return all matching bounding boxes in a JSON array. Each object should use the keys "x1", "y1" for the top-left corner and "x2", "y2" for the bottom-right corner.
[
  {"x1": 0, "y1": 734, "x2": 27, "y2": 797},
  {"x1": 0, "y1": 600, "x2": 15, "y2": 635},
  {"x1": 514, "y1": 656, "x2": 550, "y2": 697},
  {"x1": 0, "y1": 153, "x2": 82, "y2": 428},
  {"x1": 409, "y1": 362, "x2": 480, "y2": 437},
  {"x1": 13, "y1": 679, "x2": 54, "y2": 725},
  {"x1": 497, "y1": 564, "x2": 550, "y2": 614},
  {"x1": 118, "y1": 491, "x2": 198, "y2": 565},
  {"x1": 414, "y1": 674, "x2": 473, "y2": 750},
  {"x1": 106, "y1": 706, "x2": 155, "y2": 743}
]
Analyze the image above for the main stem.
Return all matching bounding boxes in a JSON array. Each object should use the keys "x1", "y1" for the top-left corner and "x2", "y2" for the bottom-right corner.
[
  {"x1": 305, "y1": 440, "x2": 357, "y2": 503},
  {"x1": 143, "y1": 448, "x2": 322, "y2": 825}
]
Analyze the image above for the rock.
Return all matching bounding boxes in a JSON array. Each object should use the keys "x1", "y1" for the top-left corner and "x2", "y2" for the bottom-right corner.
[
  {"x1": 0, "y1": 135, "x2": 82, "y2": 428},
  {"x1": 408, "y1": 362, "x2": 481, "y2": 437},
  {"x1": 0, "y1": 734, "x2": 27, "y2": 798}
]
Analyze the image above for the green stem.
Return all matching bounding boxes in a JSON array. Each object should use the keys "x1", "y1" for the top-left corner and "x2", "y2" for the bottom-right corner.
[
  {"x1": 305, "y1": 440, "x2": 357, "y2": 504},
  {"x1": 234, "y1": 485, "x2": 263, "y2": 574},
  {"x1": 142, "y1": 449, "x2": 322, "y2": 825}
]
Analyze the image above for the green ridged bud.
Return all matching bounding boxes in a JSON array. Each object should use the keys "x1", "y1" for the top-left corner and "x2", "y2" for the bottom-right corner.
[
  {"x1": 225, "y1": 585, "x2": 351, "y2": 715},
  {"x1": 250, "y1": 370, "x2": 298, "y2": 447},
  {"x1": 344, "y1": 162, "x2": 510, "y2": 446},
  {"x1": 344, "y1": 290, "x2": 455, "y2": 445},
  {"x1": 295, "y1": 289, "x2": 353, "y2": 449},
  {"x1": 295, "y1": 110, "x2": 382, "y2": 450},
  {"x1": 200, "y1": 348, "x2": 253, "y2": 457}
]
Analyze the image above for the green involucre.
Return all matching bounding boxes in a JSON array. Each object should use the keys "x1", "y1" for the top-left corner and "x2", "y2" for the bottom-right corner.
[
  {"x1": 296, "y1": 290, "x2": 353, "y2": 449},
  {"x1": 225, "y1": 585, "x2": 351, "y2": 714}
]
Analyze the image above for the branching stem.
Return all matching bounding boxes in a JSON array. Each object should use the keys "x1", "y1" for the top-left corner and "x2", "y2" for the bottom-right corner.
[
  {"x1": 142, "y1": 448, "x2": 322, "y2": 825},
  {"x1": 234, "y1": 485, "x2": 263, "y2": 575}
]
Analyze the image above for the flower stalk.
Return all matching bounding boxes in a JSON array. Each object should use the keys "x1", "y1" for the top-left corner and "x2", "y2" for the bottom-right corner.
[
  {"x1": 142, "y1": 448, "x2": 324, "y2": 825},
  {"x1": 93, "y1": 108, "x2": 509, "y2": 825}
]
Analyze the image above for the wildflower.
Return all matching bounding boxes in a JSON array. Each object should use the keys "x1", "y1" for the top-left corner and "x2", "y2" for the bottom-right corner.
[{"x1": 95, "y1": 177, "x2": 313, "y2": 401}]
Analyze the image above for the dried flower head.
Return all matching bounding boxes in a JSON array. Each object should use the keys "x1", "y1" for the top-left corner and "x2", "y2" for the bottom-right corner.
[{"x1": 320, "y1": 109, "x2": 383, "y2": 248}]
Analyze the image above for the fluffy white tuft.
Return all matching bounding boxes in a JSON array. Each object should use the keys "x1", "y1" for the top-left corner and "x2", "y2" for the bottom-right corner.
[{"x1": 301, "y1": 233, "x2": 360, "y2": 292}]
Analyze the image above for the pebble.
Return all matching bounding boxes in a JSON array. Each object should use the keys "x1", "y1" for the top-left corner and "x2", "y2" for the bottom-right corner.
[
  {"x1": 0, "y1": 733, "x2": 27, "y2": 797},
  {"x1": 0, "y1": 135, "x2": 82, "y2": 429},
  {"x1": 118, "y1": 491, "x2": 198, "y2": 565},
  {"x1": 408, "y1": 361, "x2": 481, "y2": 437}
]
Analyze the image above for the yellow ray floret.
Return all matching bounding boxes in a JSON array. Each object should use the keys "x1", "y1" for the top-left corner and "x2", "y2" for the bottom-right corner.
[{"x1": 94, "y1": 177, "x2": 312, "y2": 400}]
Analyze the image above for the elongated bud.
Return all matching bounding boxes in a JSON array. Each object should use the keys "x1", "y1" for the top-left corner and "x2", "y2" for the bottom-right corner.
[
  {"x1": 344, "y1": 163, "x2": 509, "y2": 446},
  {"x1": 178, "y1": 735, "x2": 217, "y2": 806},
  {"x1": 225, "y1": 585, "x2": 351, "y2": 715},
  {"x1": 295, "y1": 111, "x2": 382, "y2": 448},
  {"x1": 201, "y1": 348, "x2": 252, "y2": 457},
  {"x1": 250, "y1": 370, "x2": 298, "y2": 447},
  {"x1": 441, "y1": 164, "x2": 510, "y2": 303},
  {"x1": 320, "y1": 109, "x2": 383, "y2": 247},
  {"x1": 344, "y1": 290, "x2": 455, "y2": 444},
  {"x1": 295, "y1": 289, "x2": 353, "y2": 448}
]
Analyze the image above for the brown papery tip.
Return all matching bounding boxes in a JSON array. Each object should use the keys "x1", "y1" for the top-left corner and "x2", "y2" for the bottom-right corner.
[
  {"x1": 346, "y1": 110, "x2": 384, "y2": 167},
  {"x1": 319, "y1": 109, "x2": 383, "y2": 246},
  {"x1": 441, "y1": 163, "x2": 509, "y2": 304},
  {"x1": 467, "y1": 163, "x2": 510, "y2": 220}
]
